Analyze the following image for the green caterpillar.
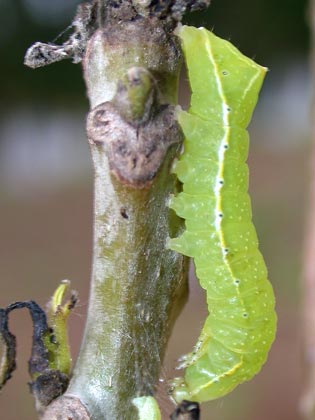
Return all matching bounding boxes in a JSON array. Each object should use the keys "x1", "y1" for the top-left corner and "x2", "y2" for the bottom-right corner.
[
  {"x1": 134, "y1": 25, "x2": 277, "y2": 419},
  {"x1": 167, "y1": 25, "x2": 277, "y2": 404}
]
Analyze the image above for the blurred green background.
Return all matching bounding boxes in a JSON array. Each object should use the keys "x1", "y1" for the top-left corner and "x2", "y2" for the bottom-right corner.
[{"x1": 0, "y1": 0, "x2": 310, "y2": 419}]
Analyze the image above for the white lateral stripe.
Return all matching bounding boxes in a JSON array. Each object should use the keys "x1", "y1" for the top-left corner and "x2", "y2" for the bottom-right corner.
[{"x1": 203, "y1": 31, "x2": 229, "y2": 253}]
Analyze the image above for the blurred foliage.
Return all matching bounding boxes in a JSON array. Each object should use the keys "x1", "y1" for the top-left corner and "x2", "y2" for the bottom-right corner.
[
  {"x1": 0, "y1": 0, "x2": 309, "y2": 106},
  {"x1": 186, "y1": 0, "x2": 309, "y2": 63}
]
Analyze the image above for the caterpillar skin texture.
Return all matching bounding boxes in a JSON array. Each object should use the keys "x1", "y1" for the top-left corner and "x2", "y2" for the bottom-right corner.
[{"x1": 169, "y1": 26, "x2": 277, "y2": 403}]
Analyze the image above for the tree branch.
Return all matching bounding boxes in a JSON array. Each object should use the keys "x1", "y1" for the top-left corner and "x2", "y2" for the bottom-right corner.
[{"x1": 21, "y1": 1, "x2": 212, "y2": 418}]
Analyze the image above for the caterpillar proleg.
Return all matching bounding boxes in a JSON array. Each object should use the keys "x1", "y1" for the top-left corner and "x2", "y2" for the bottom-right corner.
[{"x1": 168, "y1": 26, "x2": 277, "y2": 404}]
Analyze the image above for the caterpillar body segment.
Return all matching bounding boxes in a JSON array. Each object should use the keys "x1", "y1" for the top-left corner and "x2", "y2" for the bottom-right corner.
[{"x1": 168, "y1": 26, "x2": 277, "y2": 403}]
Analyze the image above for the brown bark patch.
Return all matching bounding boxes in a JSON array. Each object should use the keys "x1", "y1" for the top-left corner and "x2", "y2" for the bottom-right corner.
[{"x1": 87, "y1": 101, "x2": 183, "y2": 188}]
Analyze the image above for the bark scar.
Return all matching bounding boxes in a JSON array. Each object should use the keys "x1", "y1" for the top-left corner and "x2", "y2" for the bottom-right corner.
[{"x1": 86, "y1": 100, "x2": 183, "y2": 188}]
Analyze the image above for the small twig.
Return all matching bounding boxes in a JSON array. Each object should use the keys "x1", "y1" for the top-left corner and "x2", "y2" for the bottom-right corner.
[
  {"x1": 0, "y1": 308, "x2": 16, "y2": 390},
  {"x1": 0, "y1": 281, "x2": 77, "y2": 414},
  {"x1": 2, "y1": 301, "x2": 69, "y2": 413},
  {"x1": 24, "y1": 2, "x2": 98, "y2": 68}
]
